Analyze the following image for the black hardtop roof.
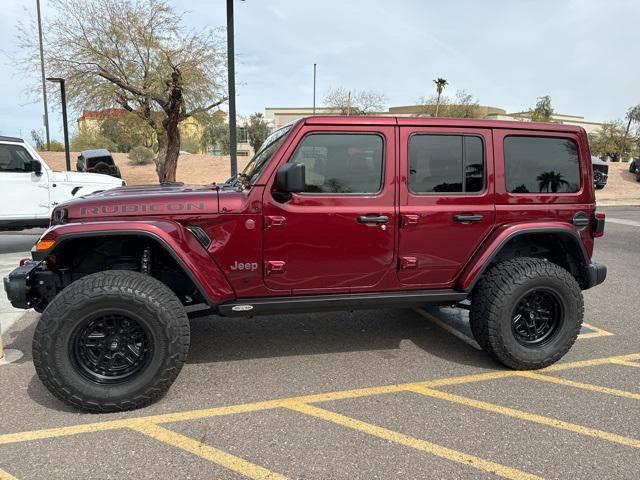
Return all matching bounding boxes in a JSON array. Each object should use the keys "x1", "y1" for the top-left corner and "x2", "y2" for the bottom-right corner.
[{"x1": 0, "y1": 136, "x2": 24, "y2": 143}]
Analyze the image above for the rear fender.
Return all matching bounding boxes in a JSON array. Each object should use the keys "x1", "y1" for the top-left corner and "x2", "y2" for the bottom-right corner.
[
  {"x1": 35, "y1": 220, "x2": 235, "y2": 305},
  {"x1": 457, "y1": 222, "x2": 590, "y2": 292}
]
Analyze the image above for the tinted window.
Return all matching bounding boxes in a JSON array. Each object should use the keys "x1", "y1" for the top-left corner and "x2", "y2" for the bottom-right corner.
[
  {"x1": 87, "y1": 156, "x2": 114, "y2": 168},
  {"x1": 0, "y1": 144, "x2": 35, "y2": 173},
  {"x1": 408, "y1": 135, "x2": 484, "y2": 193},
  {"x1": 290, "y1": 134, "x2": 383, "y2": 194},
  {"x1": 504, "y1": 136, "x2": 580, "y2": 193}
]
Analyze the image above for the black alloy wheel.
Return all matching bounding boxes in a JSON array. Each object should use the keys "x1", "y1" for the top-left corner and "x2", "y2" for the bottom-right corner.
[
  {"x1": 71, "y1": 313, "x2": 153, "y2": 384},
  {"x1": 511, "y1": 290, "x2": 562, "y2": 346}
]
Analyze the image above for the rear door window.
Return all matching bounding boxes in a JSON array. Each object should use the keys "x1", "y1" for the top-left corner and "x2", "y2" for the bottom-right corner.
[
  {"x1": 504, "y1": 136, "x2": 580, "y2": 193},
  {"x1": 408, "y1": 134, "x2": 485, "y2": 193}
]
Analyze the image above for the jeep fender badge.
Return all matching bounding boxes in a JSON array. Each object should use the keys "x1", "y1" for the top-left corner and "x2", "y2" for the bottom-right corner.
[{"x1": 231, "y1": 305, "x2": 254, "y2": 312}]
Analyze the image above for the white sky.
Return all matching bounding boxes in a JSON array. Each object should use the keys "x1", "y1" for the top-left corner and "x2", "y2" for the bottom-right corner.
[{"x1": 1, "y1": 0, "x2": 638, "y2": 141}]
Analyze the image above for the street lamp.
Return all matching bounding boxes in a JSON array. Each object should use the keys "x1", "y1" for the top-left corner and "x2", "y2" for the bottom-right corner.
[
  {"x1": 227, "y1": 0, "x2": 239, "y2": 178},
  {"x1": 36, "y1": 0, "x2": 50, "y2": 150},
  {"x1": 46, "y1": 77, "x2": 71, "y2": 171}
]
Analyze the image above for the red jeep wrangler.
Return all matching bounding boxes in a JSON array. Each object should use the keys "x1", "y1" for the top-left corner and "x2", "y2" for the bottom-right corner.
[{"x1": 4, "y1": 116, "x2": 606, "y2": 412}]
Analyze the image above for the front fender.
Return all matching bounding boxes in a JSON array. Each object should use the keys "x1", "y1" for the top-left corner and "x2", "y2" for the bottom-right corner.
[
  {"x1": 457, "y1": 222, "x2": 590, "y2": 292},
  {"x1": 34, "y1": 219, "x2": 235, "y2": 305}
]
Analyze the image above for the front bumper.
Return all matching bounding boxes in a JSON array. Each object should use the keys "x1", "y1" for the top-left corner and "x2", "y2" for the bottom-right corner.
[
  {"x1": 586, "y1": 262, "x2": 607, "y2": 289},
  {"x1": 3, "y1": 261, "x2": 41, "y2": 309}
]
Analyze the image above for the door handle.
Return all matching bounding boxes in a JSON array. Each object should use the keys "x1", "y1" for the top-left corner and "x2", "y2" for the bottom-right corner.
[
  {"x1": 453, "y1": 214, "x2": 484, "y2": 223},
  {"x1": 357, "y1": 215, "x2": 389, "y2": 225}
]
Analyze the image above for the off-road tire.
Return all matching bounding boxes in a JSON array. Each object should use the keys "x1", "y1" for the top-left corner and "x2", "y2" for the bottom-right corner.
[
  {"x1": 33, "y1": 270, "x2": 190, "y2": 412},
  {"x1": 629, "y1": 160, "x2": 637, "y2": 173},
  {"x1": 469, "y1": 257, "x2": 583, "y2": 370},
  {"x1": 595, "y1": 184, "x2": 605, "y2": 190}
]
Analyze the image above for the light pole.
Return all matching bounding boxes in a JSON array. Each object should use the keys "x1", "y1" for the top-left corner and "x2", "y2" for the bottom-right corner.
[
  {"x1": 46, "y1": 77, "x2": 71, "y2": 171},
  {"x1": 226, "y1": 0, "x2": 238, "y2": 178},
  {"x1": 313, "y1": 63, "x2": 317, "y2": 115},
  {"x1": 36, "y1": 0, "x2": 50, "y2": 150}
]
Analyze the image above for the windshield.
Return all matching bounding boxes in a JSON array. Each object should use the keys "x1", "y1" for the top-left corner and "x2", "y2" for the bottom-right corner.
[{"x1": 241, "y1": 123, "x2": 293, "y2": 184}]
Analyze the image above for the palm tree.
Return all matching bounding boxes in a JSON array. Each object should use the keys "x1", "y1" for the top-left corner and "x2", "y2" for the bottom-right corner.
[
  {"x1": 536, "y1": 171, "x2": 569, "y2": 193},
  {"x1": 619, "y1": 105, "x2": 640, "y2": 162},
  {"x1": 433, "y1": 78, "x2": 448, "y2": 117}
]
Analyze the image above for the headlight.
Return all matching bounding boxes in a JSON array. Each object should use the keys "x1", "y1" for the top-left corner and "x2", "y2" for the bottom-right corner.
[{"x1": 51, "y1": 207, "x2": 67, "y2": 226}]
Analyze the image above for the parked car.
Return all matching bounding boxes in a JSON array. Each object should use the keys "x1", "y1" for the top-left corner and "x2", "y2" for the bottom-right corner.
[
  {"x1": 0, "y1": 136, "x2": 124, "y2": 231},
  {"x1": 591, "y1": 156, "x2": 608, "y2": 189},
  {"x1": 77, "y1": 149, "x2": 122, "y2": 178},
  {"x1": 629, "y1": 158, "x2": 640, "y2": 182},
  {"x1": 5, "y1": 117, "x2": 607, "y2": 412}
]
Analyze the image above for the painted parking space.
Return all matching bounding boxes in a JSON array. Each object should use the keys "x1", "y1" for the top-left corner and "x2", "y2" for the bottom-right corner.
[
  {"x1": 1, "y1": 351, "x2": 639, "y2": 480},
  {"x1": 415, "y1": 306, "x2": 614, "y2": 351}
]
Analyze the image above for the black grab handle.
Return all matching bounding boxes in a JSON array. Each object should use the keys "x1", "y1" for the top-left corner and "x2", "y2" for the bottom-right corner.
[
  {"x1": 453, "y1": 214, "x2": 484, "y2": 223},
  {"x1": 358, "y1": 215, "x2": 390, "y2": 225}
]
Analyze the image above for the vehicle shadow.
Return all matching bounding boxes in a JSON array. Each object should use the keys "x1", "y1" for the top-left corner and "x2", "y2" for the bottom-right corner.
[
  {"x1": 4, "y1": 307, "x2": 495, "y2": 370},
  {"x1": 6, "y1": 307, "x2": 499, "y2": 413},
  {"x1": 186, "y1": 308, "x2": 494, "y2": 368}
]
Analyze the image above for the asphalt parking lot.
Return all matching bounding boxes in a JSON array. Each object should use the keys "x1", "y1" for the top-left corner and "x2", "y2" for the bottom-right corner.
[{"x1": 0, "y1": 206, "x2": 638, "y2": 480}]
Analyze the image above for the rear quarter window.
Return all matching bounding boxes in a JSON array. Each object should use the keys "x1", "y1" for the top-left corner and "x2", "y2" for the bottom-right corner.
[{"x1": 504, "y1": 136, "x2": 580, "y2": 193}]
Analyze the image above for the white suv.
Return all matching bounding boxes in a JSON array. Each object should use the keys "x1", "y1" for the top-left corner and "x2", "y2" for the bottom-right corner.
[{"x1": 0, "y1": 136, "x2": 124, "y2": 230}]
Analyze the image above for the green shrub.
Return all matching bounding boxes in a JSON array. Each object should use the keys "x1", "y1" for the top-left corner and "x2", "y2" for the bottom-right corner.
[
  {"x1": 128, "y1": 146, "x2": 155, "y2": 165},
  {"x1": 180, "y1": 134, "x2": 201, "y2": 154},
  {"x1": 48, "y1": 140, "x2": 65, "y2": 152},
  {"x1": 71, "y1": 131, "x2": 117, "y2": 152}
]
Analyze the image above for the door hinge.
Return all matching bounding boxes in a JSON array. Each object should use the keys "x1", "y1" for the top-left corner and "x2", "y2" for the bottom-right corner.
[
  {"x1": 265, "y1": 260, "x2": 286, "y2": 275},
  {"x1": 265, "y1": 215, "x2": 286, "y2": 230},
  {"x1": 399, "y1": 256, "x2": 418, "y2": 269},
  {"x1": 401, "y1": 214, "x2": 420, "y2": 227}
]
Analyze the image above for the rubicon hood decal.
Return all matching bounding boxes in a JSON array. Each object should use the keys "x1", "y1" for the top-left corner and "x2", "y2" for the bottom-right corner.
[
  {"x1": 60, "y1": 185, "x2": 219, "y2": 220},
  {"x1": 80, "y1": 202, "x2": 206, "y2": 216}
]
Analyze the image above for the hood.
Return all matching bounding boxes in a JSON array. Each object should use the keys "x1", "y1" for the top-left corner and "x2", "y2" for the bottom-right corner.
[
  {"x1": 57, "y1": 183, "x2": 220, "y2": 221},
  {"x1": 51, "y1": 170, "x2": 124, "y2": 186}
]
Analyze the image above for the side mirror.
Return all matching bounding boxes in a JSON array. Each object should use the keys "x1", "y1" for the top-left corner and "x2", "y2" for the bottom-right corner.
[
  {"x1": 31, "y1": 160, "x2": 43, "y2": 176},
  {"x1": 276, "y1": 162, "x2": 305, "y2": 193}
]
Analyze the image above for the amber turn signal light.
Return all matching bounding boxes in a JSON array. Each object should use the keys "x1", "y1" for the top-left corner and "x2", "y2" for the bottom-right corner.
[{"x1": 35, "y1": 239, "x2": 56, "y2": 251}]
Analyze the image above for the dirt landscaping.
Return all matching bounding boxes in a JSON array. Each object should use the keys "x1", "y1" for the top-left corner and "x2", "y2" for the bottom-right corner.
[
  {"x1": 40, "y1": 152, "x2": 640, "y2": 205},
  {"x1": 40, "y1": 152, "x2": 251, "y2": 186}
]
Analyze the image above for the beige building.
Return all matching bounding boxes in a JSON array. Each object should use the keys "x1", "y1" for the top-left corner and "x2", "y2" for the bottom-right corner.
[{"x1": 265, "y1": 105, "x2": 604, "y2": 134}]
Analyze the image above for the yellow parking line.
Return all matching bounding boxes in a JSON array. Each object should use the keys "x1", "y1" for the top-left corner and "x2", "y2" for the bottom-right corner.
[
  {"x1": 130, "y1": 422, "x2": 287, "y2": 480},
  {"x1": 610, "y1": 359, "x2": 640, "y2": 368},
  {"x1": 543, "y1": 352, "x2": 640, "y2": 371},
  {"x1": 0, "y1": 467, "x2": 17, "y2": 480},
  {"x1": 0, "y1": 352, "x2": 638, "y2": 447},
  {"x1": 579, "y1": 323, "x2": 615, "y2": 339},
  {"x1": 282, "y1": 401, "x2": 540, "y2": 480},
  {"x1": 518, "y1": 371, "x2": 640, "y2": 400},
  {"x1": 407, "y1": 385, "x2": 640, "y2": 449}
]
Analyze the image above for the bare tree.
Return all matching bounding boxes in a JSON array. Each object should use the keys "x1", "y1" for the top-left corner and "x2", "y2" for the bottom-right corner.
[
  {"x1": 323, "y1": 87, "x2": 386, "y2": 115},
  {"x1": 419, "y1": 90, "x2": 482, "y2": 118},
  {"x1": 17, "y1": 0, "x2": 226, "y2": 182}
]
